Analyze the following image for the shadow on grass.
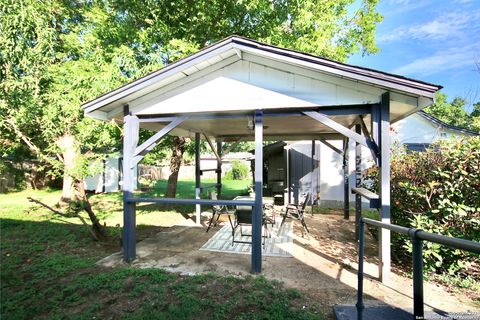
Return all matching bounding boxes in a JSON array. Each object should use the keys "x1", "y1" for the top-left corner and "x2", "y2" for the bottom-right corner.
[{"x1": 0, "y1": 217, "x2": 323, "y2": 320}]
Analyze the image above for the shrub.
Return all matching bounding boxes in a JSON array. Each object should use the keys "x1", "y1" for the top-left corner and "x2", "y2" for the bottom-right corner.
[
  {"x1": 225, "y1": 160, "x2": 250, "y2": 180},
  {"x1": 364, "y1": 137, "x2": 480, "y2": 277}
]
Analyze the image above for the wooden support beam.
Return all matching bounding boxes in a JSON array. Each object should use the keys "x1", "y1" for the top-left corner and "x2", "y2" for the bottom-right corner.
[
  {"x1": 221, "y1": 137, "x2": 245, "y2": 157},
  {"x1": 132, "y1": 116, "x2": 187, "y2": 167},
  {"x1": 318, "y1": 138, "x2": 343, "y2": 155},
  {"x1": 195, "y1": 132, "x2": 201, "y2": 224},
  {"x1": 252, "y1": 110, "x2": 263, "y2": 274},
  {"x1": 311, "y1": 140, "x2": 315, "y2": 215},
  {"x1": 126, "y1": 197, "x2": 254, "y2": 206},
  {"x1": 371, "y1": 104, "x2": 380, "y2": 147},
  {"x1": 379, "y1": 92, "x2": 391, "y2": 283},
  {"x1": 358, "y1": 116, "x2": 372, "y2": 141},
  {"x1": 355, "y1": 124, "x2": 362, "y2": 240},
  {"x1": 122, "y1": 113, "x2": 139, "y2": 262},
  {"x1": 284, "y1": 147, "x2": 290, "y2": 205},
  {"x1": 138, "y1": 117, "x2": 177, "y2": 123},
  {"x1": 358, "y1": 115, "x2": 378, "y2": 162},
  {"x1": 351, "y1": 187, "x2": 379, "y2": 208},
  {"x1": 203, "y1": 133, "x2": 221, "y2": 162},
  {"x1": 303, "y1": 111, "x2": 378, "y2": 153},
  {"x1": 343, "y1": 138, "x2": 349, "y2": 220},
  {"x1": 200, "y1": 168, "x2": 221, "y2": 174},
  {"x1": 216, "y1": 140, "x2": 222, "y2": 196}
]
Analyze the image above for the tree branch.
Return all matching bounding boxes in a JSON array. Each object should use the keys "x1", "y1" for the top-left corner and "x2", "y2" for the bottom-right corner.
[
  {"x1": 27, "y1": 197, "x2": 99, "y2": 240},
  {"x1": 5, "y1": 117, "x2": 62, "y2": 165}
]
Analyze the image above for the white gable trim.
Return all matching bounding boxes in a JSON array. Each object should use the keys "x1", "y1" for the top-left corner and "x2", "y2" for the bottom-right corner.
[{"x1": 82, "y1": 36, "x2": 441, "y2": 117}]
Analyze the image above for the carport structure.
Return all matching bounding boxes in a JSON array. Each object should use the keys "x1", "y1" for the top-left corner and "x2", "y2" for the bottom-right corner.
[{"x1": 82, "y1": 36, "x2": 441, "y2": 281}]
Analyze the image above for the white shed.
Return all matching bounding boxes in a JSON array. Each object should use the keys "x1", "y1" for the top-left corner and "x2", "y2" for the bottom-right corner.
[{"x1": 84, "y1": 156, "x2": 138, "y2": 193}]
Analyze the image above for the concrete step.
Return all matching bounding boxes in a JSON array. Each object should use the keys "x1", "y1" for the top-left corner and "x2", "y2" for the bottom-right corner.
[{"x1": 333, "y1": 305, "x2": 478, "y2": 320}]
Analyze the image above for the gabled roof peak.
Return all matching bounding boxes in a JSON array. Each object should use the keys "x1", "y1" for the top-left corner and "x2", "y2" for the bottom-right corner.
[{"x1": 82, "y1": 35, "x2": 441, "y2": 119}]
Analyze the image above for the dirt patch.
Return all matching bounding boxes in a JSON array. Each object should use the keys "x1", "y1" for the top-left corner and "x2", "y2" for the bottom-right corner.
[{"x1": 98, "y1": 212, "x2": 480, "y2": 319}]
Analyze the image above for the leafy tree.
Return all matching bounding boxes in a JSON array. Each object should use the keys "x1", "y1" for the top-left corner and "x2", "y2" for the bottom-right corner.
[
  {"x1": 425, "y1": 92, "x2": 480, "y2": 132},
  {"x1": 1, "y1": 0, "x2": 382, "y2": 235},
  {"x1": 364, "y1": 138, "x2": 480, "y2": 278}
]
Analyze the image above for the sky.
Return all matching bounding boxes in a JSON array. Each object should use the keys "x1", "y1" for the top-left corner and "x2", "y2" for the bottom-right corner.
[{"x1": 348, "y1": 0, "x2": 480, "y2": 110}]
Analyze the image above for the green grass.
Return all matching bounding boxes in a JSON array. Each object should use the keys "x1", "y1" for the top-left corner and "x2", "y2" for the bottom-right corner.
[
  {"x1": 147, "y1": 178, "x2": 251, "y2": 199},
  {"x1": 0, "y1": 185, "x2": 322, "y2": 319}
]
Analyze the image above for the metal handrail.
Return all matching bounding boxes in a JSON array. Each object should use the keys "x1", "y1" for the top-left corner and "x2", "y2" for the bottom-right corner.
[{"x1": 357, "y1": 217, "x2": 480, "y2": 320}]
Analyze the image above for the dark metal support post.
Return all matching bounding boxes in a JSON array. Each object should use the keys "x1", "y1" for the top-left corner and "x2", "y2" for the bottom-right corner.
[
  {"x1": 355, "y1": 124, "x2": 362, "y2": 239},
  {"x1": 216, "y1": 140, "x2": 222, "y2": 196},
  {"x1": 252, "y1": 110, "x2": 263, "y2": 273},
  {"x1": 343, "y1": 138, "x2": 349, "y2": 219},
  {"x1": 195, "y1": 133, "x2": 201, "y2": 224},
  {"x1": 356, "y1": 218, "x2": 365, "y2": 320},
  {"x1": 285, "y1": 147, "x2": 290, "y2": 205},
  {"x1": 311, "y1": 140, "x2": 315, "y2": 215},
  {"x1": 379, "y1": 92, "x2": 391, "y2": 282},
  {"x1": 122, "y1": 110, "x2": 139, "y2": 262},
  {"x1": 410, "y1": 230, "x2": 424, "y2": 319}
]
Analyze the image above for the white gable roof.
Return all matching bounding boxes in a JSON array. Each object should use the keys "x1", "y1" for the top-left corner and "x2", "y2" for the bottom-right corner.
[{"x1": 83, "y1": 36, "x2": 441, "y2": 124}]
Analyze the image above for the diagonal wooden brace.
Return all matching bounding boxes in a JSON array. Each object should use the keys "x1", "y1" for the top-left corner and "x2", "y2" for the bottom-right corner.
[
  {"x1": 303, "y1": 111, "x2": 378, "y2": 156},
  {"x1": 203, "y1": 133, "x2": 221, "y2": 162},
  {"x1": 318, "y1": 138, "x2": 343, "y2": 155},
  {"x1": 131, "y1": 116, "x2": 187, "y2": 167}
]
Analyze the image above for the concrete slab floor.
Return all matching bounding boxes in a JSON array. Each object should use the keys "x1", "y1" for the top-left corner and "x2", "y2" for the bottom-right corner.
[{"x1": 97, "y1": 213, "x2": 479, "y2": 319}]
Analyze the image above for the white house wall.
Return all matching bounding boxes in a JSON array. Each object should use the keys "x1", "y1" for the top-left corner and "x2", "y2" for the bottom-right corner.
[{"x1": 392, "y1": 113, "x2": 455, "y2": 144}]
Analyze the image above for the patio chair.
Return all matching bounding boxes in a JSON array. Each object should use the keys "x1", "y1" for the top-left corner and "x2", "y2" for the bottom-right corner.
[
  {"x1": 263, "y1": 202, "x2": 276, "y2": 226},
  {"x1": 206, "y1": 191, "x2": 235, "y2": 233},
  {"x1": 232, "y1": 209, "x2": 271, "y2": 246},
  {"x1": 279, "y1": 193, "x2": 311, "y2": 236}
]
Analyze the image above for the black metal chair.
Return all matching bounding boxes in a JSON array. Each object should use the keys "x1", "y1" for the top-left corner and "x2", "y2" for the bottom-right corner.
[
  {"x1": 279, "y1": 193, "x2": 311, "y2": 236},
  {"x1": 206, "y1": 191, "x2": 234, "y2": 233},
  {"x1": 232, "y1": 206, "x2": 270, "y2": 246}
]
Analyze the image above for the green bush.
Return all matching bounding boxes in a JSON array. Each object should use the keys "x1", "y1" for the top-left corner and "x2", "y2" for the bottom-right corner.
[
  {"x1": 225, "y1": 160, "x2": 250, "y2": 180},
  {"x1": 364, "y1": 137, "x2": 480, "y2": 277}
]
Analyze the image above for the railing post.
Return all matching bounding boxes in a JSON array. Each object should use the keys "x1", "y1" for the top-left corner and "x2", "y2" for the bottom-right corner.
[
  {"x1": 355, "y1": 124, "x2": 362, "y2": 240},
  {"x1": 356, "y1": 218, "x2": 365, "y2": 320},
  {"x1": 410, "y1": 229, "x2": 424, "y2": 320},
  {"x1": 195, "y1": 132, "x2": 201, "y2": 225}
]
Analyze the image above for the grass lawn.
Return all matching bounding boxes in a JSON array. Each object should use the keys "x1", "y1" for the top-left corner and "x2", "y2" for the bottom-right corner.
[
  {"x1": 76, "y1": 179, "x2": 251, "y2": 226},
  {"x1": 0, "y1": 181, "x2": 322, "y2": 319}
]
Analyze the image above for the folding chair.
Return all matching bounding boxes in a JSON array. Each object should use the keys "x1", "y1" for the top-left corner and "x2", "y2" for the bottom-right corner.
[
  {"x1": 206, "y1": 191, "x2": 235, "y2": 232},
  {"x1": 279, "y1": 193, "x2": 311, "y2": 236},
  {"x1": 231, "y1": 208, "x2": 270, "y2": 246}
]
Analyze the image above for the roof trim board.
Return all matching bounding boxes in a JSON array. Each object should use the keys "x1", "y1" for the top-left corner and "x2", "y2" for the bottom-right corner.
[{"x1": 417, "y1": 111, "x2": 479, "y2": 136}]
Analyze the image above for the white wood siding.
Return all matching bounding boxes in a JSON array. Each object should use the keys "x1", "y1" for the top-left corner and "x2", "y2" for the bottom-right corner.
[{"x1": 130, "y1": 59, "x2": 382, "y2": 116}]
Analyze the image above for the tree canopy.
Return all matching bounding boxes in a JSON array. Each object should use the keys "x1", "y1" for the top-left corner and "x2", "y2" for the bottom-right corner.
[
  {"x1": 1, "y1": 0, "x2": 383, "y2": 192},
  {"x1": 425, "y1": 92, "x2": 480, "y2": 133}
]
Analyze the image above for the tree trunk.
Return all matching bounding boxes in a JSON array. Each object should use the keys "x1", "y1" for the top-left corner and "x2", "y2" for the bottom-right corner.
[
  {"x1": 74, "y1": 179, "x2": 108, "y2": 240},
  {"x1": 57, "y1": 134, "x2": 108, "y2": 240},
  {"x1": 165, "y1": 137, "x2": 188, "y2": 198},
  {"x1": 6, "y1": 119, "x2": 107, "y2": 240},
  {"x1": 57, "y1": 134, "x2": 76, "y2": 202}
]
